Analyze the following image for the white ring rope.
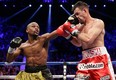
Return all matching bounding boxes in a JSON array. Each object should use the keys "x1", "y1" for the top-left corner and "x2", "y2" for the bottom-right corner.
[
  {"x1": 0, "y1": 75, "x2": 75, "y2": 79},
  {"x1": 0, "y1": 75, "x2": 116, "y2": 79}
]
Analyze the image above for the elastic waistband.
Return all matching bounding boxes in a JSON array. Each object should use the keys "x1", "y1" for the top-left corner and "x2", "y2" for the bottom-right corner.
[
  {"x1": 25, "y1": 65, "x2": 47, "y2": 73},
  {"x1": 82, "y1": 47, "x2": 108, "y2": 59}
]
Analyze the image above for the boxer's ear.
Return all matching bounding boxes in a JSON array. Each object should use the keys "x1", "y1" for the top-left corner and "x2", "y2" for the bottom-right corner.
[{"x1": 26, "y1": 29, "x2": 29, "y2": 33}]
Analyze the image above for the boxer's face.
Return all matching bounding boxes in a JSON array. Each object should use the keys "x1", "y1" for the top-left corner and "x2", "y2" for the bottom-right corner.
[
  {"x1": 74, "y1": 7, "x2": 86, "y2": 24},
  {"x1": 26, "y1": 22, "x2": 40, "y2": 36}
]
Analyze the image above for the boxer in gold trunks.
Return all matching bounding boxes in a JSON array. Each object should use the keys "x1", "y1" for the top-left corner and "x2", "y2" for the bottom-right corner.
[{"x1": 6, "y1": 22, "x2": 58, "y2": 80}]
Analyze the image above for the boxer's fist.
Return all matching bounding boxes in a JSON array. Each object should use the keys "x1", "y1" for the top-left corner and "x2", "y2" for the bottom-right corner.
[
  {"x1": 56, "y1": 25, "x2": 64, "y2": 36},
  {"x1": 63, "y1": 22, "x2": 79, "y2": 36},
  {"x1": 10, "y1": 37, "x2": 22, "y2": 48},
  {"x1": 63, "y1": 30, "x2": 73, "y2": 40},
  {"x1": 56, "y1": 25, "x2": 72, "y2": 40},
  {"x1": 67, "y1": 14, "x2": 79, "y2": 25}
]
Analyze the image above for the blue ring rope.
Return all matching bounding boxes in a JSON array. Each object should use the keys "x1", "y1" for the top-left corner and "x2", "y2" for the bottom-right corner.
[{"x1": 0, "y1": 61, "x2": 116, "y2": 66}]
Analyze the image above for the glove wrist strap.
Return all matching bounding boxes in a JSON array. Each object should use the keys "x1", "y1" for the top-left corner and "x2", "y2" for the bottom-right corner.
[
  {"x1": 65, "y1": 34, "x2": 71, "y2": 39},
  {"x1": 66, "y1": 36, "x2": 73, "y2": 41}
]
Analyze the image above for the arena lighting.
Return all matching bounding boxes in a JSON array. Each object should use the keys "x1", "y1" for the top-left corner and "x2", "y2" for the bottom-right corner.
[
  {"x1": 94, "y1": 5, "x2": 97, "y2": 7},
  {"x1": 47, "y1": 4, "x2": 52, "y2": 32},
  {"x1": 0, "y1": 6, "x2": 29, "y2": 24},
  {"x1": 60, "y1": 5, "x2": 71, "y2": 16},
  {"x1": 103, "y1": 4, "x2": 106, "y2": 7},
  {"x1": 13, "y1": 5, "x2": 15, "y2": 7},
  {"x1": 4, "y1": 4, "x2": 7, "y2": 7},
  {"x1": 20, "y1": 5, "x2": 42, "y2": 32},
  {"x1": 60, "y1": 4, "x2": 63, "y2": 7},
  {"x1": 40, "y1": 4, "x2": 43, "y2": 7},
  {"x1": 108, "y1": 0, "x2": 114, "y2": 2},
  {"x1": 72, "y1": 5, "x2": 74, "y2": 8},
  {"x1": 59, "y1": 0, "x2": 67, "y2": 3},
  {"x1": 49, "y1": 4, "x2": 52, "y2": 7},
  {"x1": 43, "y1": 0, "x2": 53, "y2": 3},
  {"x1": 29, "y1": 4, "x2": 32, "y2": 7},
  {"x1": 28, "y1": 5, "x2": 42, "y2": 21}
]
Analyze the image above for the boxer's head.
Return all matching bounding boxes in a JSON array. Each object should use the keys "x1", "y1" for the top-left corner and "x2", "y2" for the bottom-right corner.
[
  {"x1": 26, "y1": 22, "x2": 40, "y2": 36},
  {"x1": 72, "y1": 1, "x2": 89, "y2": 24}
]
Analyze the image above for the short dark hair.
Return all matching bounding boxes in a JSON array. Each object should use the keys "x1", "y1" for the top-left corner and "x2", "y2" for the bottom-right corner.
[{"x1": 72, "y1": 1, "x2": 89, "y2": 12}]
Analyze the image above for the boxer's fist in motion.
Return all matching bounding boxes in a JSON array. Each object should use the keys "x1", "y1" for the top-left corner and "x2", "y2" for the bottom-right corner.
[
  {"x1": 56, "y1": 25, "x2": 64, "y2": 36},
  {"x1": 56, "y1": 25, "x2": 72, "y2": 40},
  {"x1": 8, "y1": 37, "x2": 22, "y2": 54},
  {"x1": 63, "y1": 22, "x2": 80, "y2": 36},
  {"x1": 10, "y1": 37, "x2": 22, "y2": 48}
]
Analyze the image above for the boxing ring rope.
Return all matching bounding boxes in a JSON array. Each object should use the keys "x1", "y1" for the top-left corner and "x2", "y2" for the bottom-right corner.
[{"x1": 0, "y1": 61, "x2": 116, "y2": 79}]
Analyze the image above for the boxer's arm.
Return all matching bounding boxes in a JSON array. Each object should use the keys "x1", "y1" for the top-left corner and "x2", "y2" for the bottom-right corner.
[
  {"x1": 56, "y1": 25, "x2": 82, "y2": 47},
  {"x1": 42, "y1": 24, "x2": 70, "y2": 41},
  {"x1": 44, "y1": 14, "x2": 79, "y2": 40},
  {"x1": 6, "y1": 47, "x2": 22, "y2": 63},
  {"x1": 70, "y1": 36, "x2": 82, "y2": 47},
  {"x1": 43, "y1": 14, "x2": 79, "y2": 41},
  {"x1": 41, "y1": 30, "x2": 58, "y2": 41},
  {"x1": 48, "y1": 30, "x2": 58, "y2": 40},
  {"x1": 6, "y1": 37, "x2": 22, "y2": 63},
  {"x1": 63, "y1": 22, "x2": 80, "y2": 36},
  {"x1": 78, "y1": 19, "x2": 104, "y2": 44}
]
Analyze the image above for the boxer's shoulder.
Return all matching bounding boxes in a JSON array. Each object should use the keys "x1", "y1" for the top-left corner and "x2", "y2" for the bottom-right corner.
[
  {"x1": 19, "y1": 42, "x2": 29, "y2": 49},
  {"x1": 94, "y1": 18, "x2": 104, "y2": 23},
  {"x1": 41, "y1": 33, "x2": 50, "y2": 37},
  {"x1": 38, "y1": 33, "x2": 50, "y2": 40}
]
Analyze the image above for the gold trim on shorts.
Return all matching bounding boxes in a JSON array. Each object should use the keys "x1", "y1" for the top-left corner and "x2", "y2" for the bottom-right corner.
[{"x1": 15, "y1": 71, "x2": 45, "y2": 80}]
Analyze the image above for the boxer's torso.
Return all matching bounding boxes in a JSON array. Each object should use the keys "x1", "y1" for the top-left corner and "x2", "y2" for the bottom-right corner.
[
  {"x1": 80, "y1": 19, "x2": 105, "y2": 50},
  {"x1": 20, "y1": 36, "x2": 49, "y2": 66}
]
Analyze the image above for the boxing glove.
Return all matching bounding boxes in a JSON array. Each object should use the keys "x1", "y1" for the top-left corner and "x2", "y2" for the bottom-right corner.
[
  {"x1": 56, "y1": 25, "x2": 64, "y2": 36},
  {"x1": 67, "y1": 14, "x2": 79, "y2": 25},
  {"x1": 63, "y1": 22, "x2": 80, "y2": 36},
  {"x1": 56, "y1": 25, "x2": 72, "y2": 40},
  {"x1": 8, "y1": 37, "x2": 22, "y2": 54}
]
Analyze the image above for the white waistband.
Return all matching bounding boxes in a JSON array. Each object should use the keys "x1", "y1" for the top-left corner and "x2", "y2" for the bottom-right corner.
[{"x1": 82, "y1": 47, "x2": 108, "y2": 59}]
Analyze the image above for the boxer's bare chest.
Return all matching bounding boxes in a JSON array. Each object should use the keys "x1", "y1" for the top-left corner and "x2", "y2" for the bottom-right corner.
[
  {"x1": 81, "y1": 20, "x2": 95, "y2": 33},
  {"x1": 82, "y1": 26, "x2": 91, "y2": 34},
  {"x1": 22, "y1": 38, "x2": 47, "y2": 56}
]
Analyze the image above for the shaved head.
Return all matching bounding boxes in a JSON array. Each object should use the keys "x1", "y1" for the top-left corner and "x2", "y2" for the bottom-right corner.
[{"x1": 27, "y1": 22, "x2": 39, "y2": 29}]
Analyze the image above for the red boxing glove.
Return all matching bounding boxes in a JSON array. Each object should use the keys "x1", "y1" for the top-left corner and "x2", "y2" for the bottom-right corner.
[
  {"x1": 56, "y1": 25, "x2": 64, "y2": 36},
  {"x1": 63, "y1": 22, "x2": 79, "y2": 36},
  {"x1": 63, "y1": 30, "x2": 72, "y2": 40},
  {"x1": 56, "y1": 25, "x2": 72, "y2": 40},
  {"x1": 63, "y1": 22, "x2": 73, "y2": 32}
]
